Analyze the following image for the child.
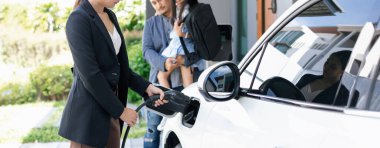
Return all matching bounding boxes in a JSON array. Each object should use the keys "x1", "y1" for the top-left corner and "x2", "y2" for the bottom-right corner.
[{"x1": 157, "y1": 0, "x2": 205, "y2": 88}]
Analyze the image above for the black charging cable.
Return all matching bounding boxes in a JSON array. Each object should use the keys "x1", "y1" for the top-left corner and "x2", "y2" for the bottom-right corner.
[
  {"x1": 121, "y1": 88, "x2": 191, "y2": 148},
  {"x1": 121, "y1": 95, "x2": 161, "y2": 148}
]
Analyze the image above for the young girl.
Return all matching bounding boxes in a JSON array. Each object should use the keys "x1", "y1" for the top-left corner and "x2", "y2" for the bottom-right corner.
[{"x1": 157, "y1": 0, "x2": 205, "y2": 88}]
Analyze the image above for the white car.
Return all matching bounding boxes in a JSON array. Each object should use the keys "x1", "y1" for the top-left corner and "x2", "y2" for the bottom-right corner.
[{"x1": 147, "y1": 0, "x2": 380, "y2": 147}]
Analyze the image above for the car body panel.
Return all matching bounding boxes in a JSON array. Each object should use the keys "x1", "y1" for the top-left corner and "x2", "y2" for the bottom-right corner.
[{"x1": 159, "y1": 0, "x2": 380, "y2": 147}]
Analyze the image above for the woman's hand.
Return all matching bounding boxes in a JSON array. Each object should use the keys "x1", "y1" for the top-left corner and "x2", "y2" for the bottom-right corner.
[
  {"x1": 174, "y1": 19, "x2": 184, "y2": 37},
  {"x1": 120, "y1": 108, "x2": 138, "y2": 127},
  {"x1": 145, "y1": 84, "x2": 168, "y2": 107}
]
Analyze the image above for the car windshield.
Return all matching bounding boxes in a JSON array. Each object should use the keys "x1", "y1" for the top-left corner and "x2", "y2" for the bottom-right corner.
[{"x1": 240, "y1": 0, "x2": 380, "y2": 110}]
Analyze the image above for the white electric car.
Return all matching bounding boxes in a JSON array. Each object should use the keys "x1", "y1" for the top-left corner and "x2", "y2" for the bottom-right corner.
[{"x1": 147, "y1": 0, "x2": 380, "y2": 147}]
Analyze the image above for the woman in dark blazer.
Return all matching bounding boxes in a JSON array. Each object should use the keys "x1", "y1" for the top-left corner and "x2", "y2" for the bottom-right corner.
[
  {"x1": 59, "y1": 0, "x2": 165, "y2": 147},
  {"x1": 296, "y1": 50, "x2": 352, "y2": 106}
]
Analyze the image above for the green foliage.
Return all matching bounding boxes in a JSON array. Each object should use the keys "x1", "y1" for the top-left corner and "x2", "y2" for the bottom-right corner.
[
  {"x1": 22, "y1": 126, "x2": 66, "y2": 143},
  {"x1": 1, "y1": 1, "x2": 144, "y2": 33},
  {"x1": 127, "y1": 39, "x2": 150, "y2": 104},
  {"x1": 0, "y1": 4, "x2": 29, "y2": 28},
  {"x1": 29, "y1": 65, "x2": 73, "y2": 101},
  {"x1": 0, "y1": 3, "x2": 72, "y2": 33},
  {"x1": 53, "y1": 100, "x2": 67, "y2": 108},
  {"x1": 114, "y1": 0, "x2": 145, "y2": 31},
  {"x1": 0, "y1": 83, "x2": 37, "y2": 106},
  {"x1": 128, "y1": 39, "x2": 150, "y2": 78},
  {"x1": 0, "y1": 65, "x2": 73, "y2": 106},
  {"x1": 31, "y1": 2, "x2": 61, "y2": 32}
]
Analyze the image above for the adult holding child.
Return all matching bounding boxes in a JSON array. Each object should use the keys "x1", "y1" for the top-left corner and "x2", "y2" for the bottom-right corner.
[
  {"x1": 157, "y1": 0, "x2": 206, "y2": 88},
  {"x1": 142, "y1": 0, "x2": 203, "y2": 147}
]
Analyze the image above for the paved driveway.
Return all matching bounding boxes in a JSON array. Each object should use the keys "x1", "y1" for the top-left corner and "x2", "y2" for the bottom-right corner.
[{"x1": 0, "y1": 103, "x2": 54, "y2": 143}]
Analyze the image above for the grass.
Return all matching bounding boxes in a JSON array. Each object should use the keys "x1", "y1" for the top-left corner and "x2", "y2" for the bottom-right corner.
[
  {"x1": 22, "y1": 126, "x2": 65, "y2": 143},
  {"x1": 122, "y1": 118, "x2": 147, "y2": 139}
]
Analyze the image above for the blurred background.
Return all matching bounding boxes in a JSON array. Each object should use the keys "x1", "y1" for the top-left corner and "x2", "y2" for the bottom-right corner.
[{"x1": 0, "y1": 0, "x2": 149, "y2": 146}]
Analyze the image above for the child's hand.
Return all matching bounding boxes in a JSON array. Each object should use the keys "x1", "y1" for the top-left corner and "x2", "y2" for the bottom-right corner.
[
  {"x1": 171, "y1": 59, "x2": 177, "y2": 64},
  {"x1": 176, "y1": 55, "x2": 185, "y2": 65},
  {"x1": 165, "y1": 57, "x2": 179, "y2": 71}
]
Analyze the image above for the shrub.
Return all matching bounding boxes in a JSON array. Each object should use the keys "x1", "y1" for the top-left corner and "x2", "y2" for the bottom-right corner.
[
  {"x1": 0, "y1": 83, "x2": 36, "y2": 106},
  {"x1": 114, "y1": 0, "x2": 145, "y2": 31},
  {"x1": 30, "y1": 2, "x2": 61, "y2": 33},
  {"x1": 127, "y1": 39, "x2": 150, "y2": 104},
  {"x1": 0, "y1": 30, "x2": 69, "y2": 67},
  {"x1": 29, "y1": 65, "x2": 73, "y2": 101}
]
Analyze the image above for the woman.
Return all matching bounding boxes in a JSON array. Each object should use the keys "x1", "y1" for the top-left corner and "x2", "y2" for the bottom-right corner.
[
  {"x1": 59, "y1": 0, "x2": 166, "y2": 147},
  {"x1": 296, "y1": 50, "x2": 351, "y2": 106}
]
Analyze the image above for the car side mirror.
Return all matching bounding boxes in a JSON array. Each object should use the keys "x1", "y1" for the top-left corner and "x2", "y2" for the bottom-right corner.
[{"x1": 198, "y1": 61, "x2": 240, "y2": 101}]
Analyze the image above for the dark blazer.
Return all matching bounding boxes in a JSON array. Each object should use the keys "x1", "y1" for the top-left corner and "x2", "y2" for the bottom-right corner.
[
  {"x1": 58, "y1": 0, "x2": 150, "y2": 147},
  {"x1": 296, "y1": 74, "x2": 351, "y2": 106}
]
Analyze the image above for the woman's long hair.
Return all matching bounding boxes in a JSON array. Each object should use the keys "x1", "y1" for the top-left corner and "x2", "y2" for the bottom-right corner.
[
  {"x1": 187, "y1": 0, "x2": 199, "y2": 8},
  {"x1": 74, "y1": 0, "x2": 82, "y2": 9}
]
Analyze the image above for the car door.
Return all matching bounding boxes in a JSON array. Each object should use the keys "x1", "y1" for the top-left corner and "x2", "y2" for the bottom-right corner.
[{"x1": 203, "y1": 0, "x2": 380, "y2": 147}]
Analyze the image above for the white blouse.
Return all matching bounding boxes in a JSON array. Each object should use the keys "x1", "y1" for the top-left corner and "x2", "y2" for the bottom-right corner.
[
  {"x1": 108, "y1": 25, "x2": 121, "y2": 55},
  {"x1": 300, "y1": 84, "x2": 323, "y2": 102}
]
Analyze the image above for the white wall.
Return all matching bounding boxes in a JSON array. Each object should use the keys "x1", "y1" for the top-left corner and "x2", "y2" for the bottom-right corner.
[
  {"x1": 199, "y1": 0, "x2": 232, "y2": 24},
  {"x1": 200, "y1": 0, "x2": 258, "y2": 63},
  {"x1": 247, "y1": 0, "x2": 258, "y2": 53},
  {"x1": 277, "y1": 0, "x2": 294, "y2": 15}
]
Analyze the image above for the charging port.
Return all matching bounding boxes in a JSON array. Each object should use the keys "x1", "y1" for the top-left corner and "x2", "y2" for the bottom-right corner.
[{"x1": 182, "y1": 99, "x2": 200, "y2": 128}]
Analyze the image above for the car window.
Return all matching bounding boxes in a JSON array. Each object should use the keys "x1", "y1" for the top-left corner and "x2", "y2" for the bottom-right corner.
[
  {"x1": 348, "y1": 34, "x2": 380, "y2": 111},
  {"x1": 347, "y1": 69, "x2": 380, "y2": 111},
  {"x1": 240, "y1": 0, "x2": 380, "y2": 109}
]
